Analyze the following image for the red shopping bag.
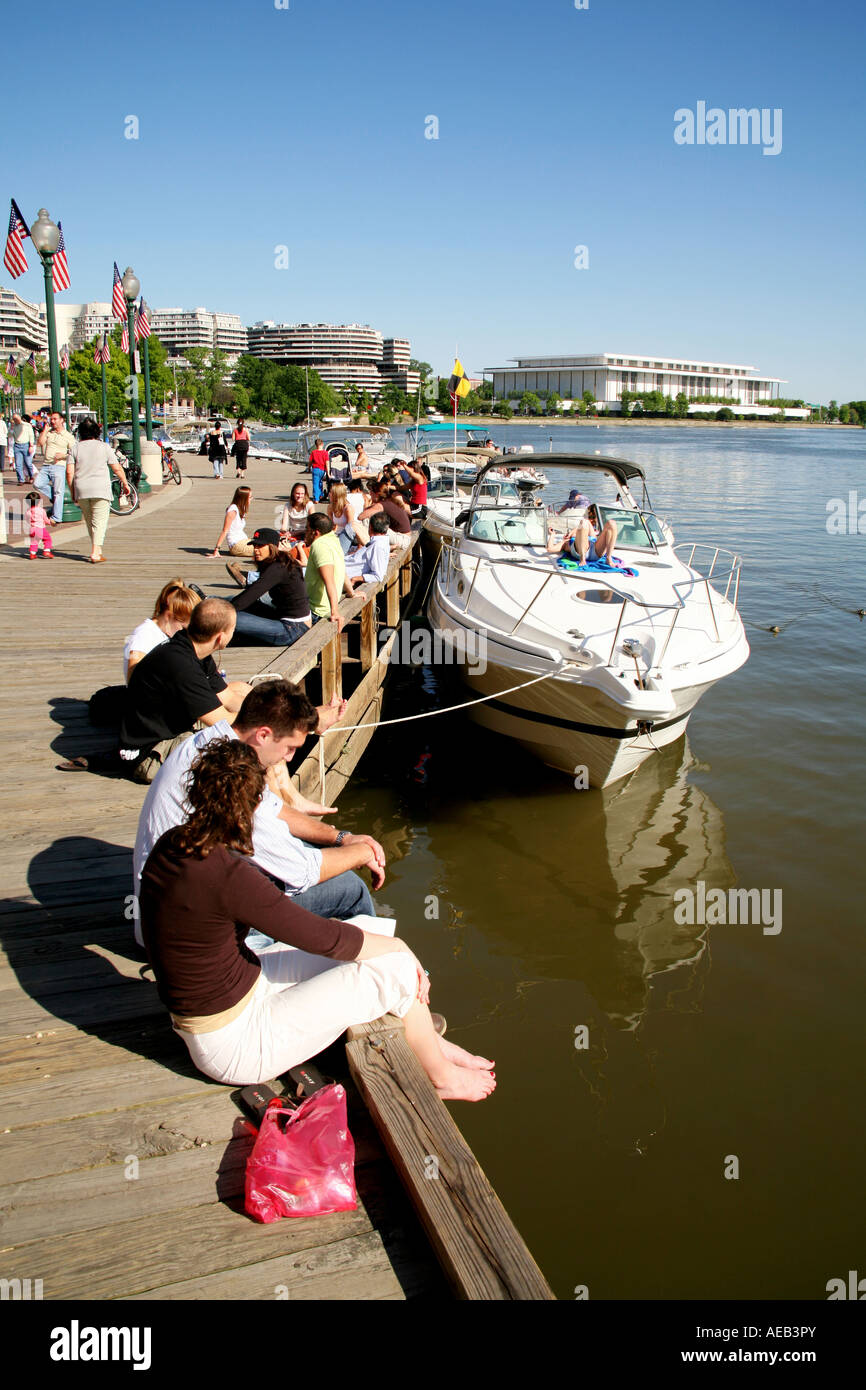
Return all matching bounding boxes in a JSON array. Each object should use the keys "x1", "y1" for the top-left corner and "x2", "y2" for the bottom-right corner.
[{"x1": 244, "y1": 1085, "x2": 357, "y2": 1223}]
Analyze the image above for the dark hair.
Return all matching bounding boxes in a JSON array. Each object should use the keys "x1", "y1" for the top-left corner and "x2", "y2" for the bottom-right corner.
[
  {"x1": 77, "y1": 415, "x2": 102, "y2": 441},
  {"x1": 307, "y1": 511, "x2": 333, "y2": 536},
  {"x1": 348, "y1": 477, "x2": 366, "y2": 492},
  {"x1": 25, "y1": 490, "x2": 41, "y2": 505},
  {"x1": 165, "y1": 740, "x2": 264, "y2": 859},
  {"x1": 290, "y1": 483, "x2": 311, "y2": 504},
  {"x1": 188, "y1": 597, "x2": 236, "y2": 643},
  {"x1": 369, "y1": 512, "x2": 390, "y2": 535},
  {"x1": 235, "y1": 679, "x2": 318, "y2": 738}
]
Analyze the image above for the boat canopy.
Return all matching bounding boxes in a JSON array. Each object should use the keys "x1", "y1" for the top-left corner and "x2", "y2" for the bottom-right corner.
[{"x1": 475, "y1": 452, "x2": 645, "y2": 489}]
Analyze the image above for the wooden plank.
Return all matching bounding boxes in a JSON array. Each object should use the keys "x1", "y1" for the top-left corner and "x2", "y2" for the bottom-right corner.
[
  {"x1": 386, "y1": 574, "x2": 400, "y2": 627},
  {"x1": 121, "y1": 1231, "x2": 404, "y2": 1301},
  {"x1": 346, "y1": 1018, "x2": 555, "y2": 1301},
  {"x1": 1, "y1": 1054, "x2": 215, "y2": 1128},
  {"x1": 3, "y1": 1195, "x2": 378, "y2": 1300}
]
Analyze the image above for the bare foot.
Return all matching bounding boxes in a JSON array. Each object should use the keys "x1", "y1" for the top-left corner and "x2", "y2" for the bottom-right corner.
[
  {"x1": 438, "y1": 1037, "x2": 495, "y2": 1071},
  {"x1": 434, "y1": 1061, "x2": 496, "y2": 1101}
]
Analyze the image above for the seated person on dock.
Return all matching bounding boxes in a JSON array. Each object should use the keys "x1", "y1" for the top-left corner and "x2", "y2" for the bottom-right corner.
[
  {"x1": 226, "y1": 529, "x2": 312, "y2": 648},
  {"x1": 60, "y1": 599, "x2": 251, "y2": 782},
  {"x1": 547, "y1": 503, "x2": 617, "y2": 564},
  {"x1": 124, "y1": 579, "x2": 200, "y2": 681},
  {"x1": 343, "y1": 512, "x2": 392, "y2": 590},
  {"x1": 304, "y1": 512, "x2": 346, "y2": 633},
  {"x1": 132, "y1": 680, "x2": 386, "y2": 949},
  {"x1": 139, "y1": 738, "x2": 496, "y2": 1099}
]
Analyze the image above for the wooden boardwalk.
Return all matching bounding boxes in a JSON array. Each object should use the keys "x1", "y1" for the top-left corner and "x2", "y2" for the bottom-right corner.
[{"x1": 0, "y1": 453, "x2": 448, "y2": 1301}]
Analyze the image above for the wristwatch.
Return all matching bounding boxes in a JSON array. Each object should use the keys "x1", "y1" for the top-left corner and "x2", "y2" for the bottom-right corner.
[{"x1": 334, "y1": 830, "x2": 348, "y2": 846}]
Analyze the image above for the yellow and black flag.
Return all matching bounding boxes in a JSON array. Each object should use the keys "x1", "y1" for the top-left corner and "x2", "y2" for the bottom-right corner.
[{"x1": 447, "y1": 358, "x2": 471, "y2": 403}]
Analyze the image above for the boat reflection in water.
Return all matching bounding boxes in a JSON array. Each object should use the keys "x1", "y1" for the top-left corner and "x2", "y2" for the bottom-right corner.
[{"x1": 396, "y1": 728, "x2": 736, "y2": 1034}]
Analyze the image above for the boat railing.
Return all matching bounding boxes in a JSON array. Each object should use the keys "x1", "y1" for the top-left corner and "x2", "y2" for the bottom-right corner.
[{"x1": 438, "y1": 539, "x2": 743, "y2": 667}]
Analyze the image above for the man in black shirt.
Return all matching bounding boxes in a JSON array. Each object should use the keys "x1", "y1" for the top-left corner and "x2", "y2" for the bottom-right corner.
[{"x1": 60, "y1": 599, "x2": 253, "y2": 783}]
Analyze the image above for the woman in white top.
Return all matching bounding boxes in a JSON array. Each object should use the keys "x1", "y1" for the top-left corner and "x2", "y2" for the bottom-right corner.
[
  {"x1": 279, "y1": 482, "x2": 314, "y2": 541},
  {"x1": 209, "y1": 486, "x2": 254, "y2": 558},
  {"x1": 123, "y1": 579, "x2": 200, "y2": 681},
  {"x1": 67, "y1": 416, "x2": 131, "y2": 563},
  {"x1": 328, "y1": 482, "x2": 369, "y2": 555}
]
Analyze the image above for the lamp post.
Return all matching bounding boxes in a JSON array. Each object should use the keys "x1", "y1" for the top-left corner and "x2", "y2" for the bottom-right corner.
[
  {"x1": 121, "y1": 267, "x2": 141, "y2": 480},
  {"x1": 18, "y1": 358, "x2": 26, "y2": 414},
  {"x1": 29, "y1": 209, "x2": 62, "y2": 414}
]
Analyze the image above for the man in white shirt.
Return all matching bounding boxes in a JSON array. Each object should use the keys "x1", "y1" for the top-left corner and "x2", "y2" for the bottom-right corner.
[
  {"x1": 37, "y1": 411, "x2": 76, "y2": 523},
  {"x1": 132, "y1": 680, "x2": 386, "y2": 947},
  {"x1": 0, "y1": 414, "x2": 7, "y2": 473},
  {"x1": 343, "y1": 512, "x2": 392, "y2": 589},
  {"x1": 11, "y1": 413, "x2": 36, "y2": 483}
]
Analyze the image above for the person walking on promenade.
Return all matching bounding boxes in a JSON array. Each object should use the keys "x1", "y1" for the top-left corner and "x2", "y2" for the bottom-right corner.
[
  {"x1": 25, "y1": 490, "x2": 53, "y2": 558},
  {"x1": 11, "y1": 413, "x2": 36, "y2": 484},
  {"x1": 309, "y1": 436, "x2": 330, "y2": 502},
  {"x1": 36, "y1": 410, "x2": 76, "y2": 524},
  {"x1": 231, "y1": 419, "x2": 250, "y2": 479},
  {"x1": 208, "y1": 424, "x2": 227, "y2": 479},
  {"x1": 66, "y1": 416, "x2": 132, "y2": 564}
]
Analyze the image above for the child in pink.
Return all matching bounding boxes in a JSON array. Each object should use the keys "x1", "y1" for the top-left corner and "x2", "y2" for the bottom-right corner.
[{"x1": 26, "y1": 491, "x2": 53, "y2": 558}]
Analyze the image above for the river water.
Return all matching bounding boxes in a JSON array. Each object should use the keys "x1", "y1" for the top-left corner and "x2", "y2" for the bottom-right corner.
[{"x1": 297, "y1": 423, "x2": 866, "y2": 1299}]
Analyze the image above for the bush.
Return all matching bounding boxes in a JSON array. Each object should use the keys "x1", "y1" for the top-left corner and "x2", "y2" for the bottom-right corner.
[{"x1": 716, "y1": 407, "x2": 735, "y2": 421}]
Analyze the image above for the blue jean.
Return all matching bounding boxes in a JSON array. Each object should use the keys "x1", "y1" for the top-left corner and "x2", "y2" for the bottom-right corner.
[
  {"x1": 245, "y1": 869, "x2": 375, "y2": 953},
  {"x1": 35, "y1": 462, "x2": 67, "y2": 522},
  {"x1": 233, "y1": 610, "x2": 310, "y2": 646},
  {"x1": 13, "y1": 444, "x2": 36, "y2": 484},
  {"x1": 311, "y1": 467, "x2": 326, "y2": 502},
  {"x1": 293, "y1": 871, "x2": 375, "y2": 920},
  {"x1": 337, "y1": 527, "x2": 354, "y2": 554}
]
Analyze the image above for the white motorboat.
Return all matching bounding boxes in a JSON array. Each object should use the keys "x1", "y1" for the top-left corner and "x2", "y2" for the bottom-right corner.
[
  {"x1": 427, "y1": 454, "x2": 749, "y2": 788},
  {"x1": 422, "y1": 448, "x2": 527, "y2": 547}
]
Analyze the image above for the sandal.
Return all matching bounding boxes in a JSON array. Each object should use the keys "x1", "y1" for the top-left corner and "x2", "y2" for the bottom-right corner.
[{"x1": 57, "y1": 756, "x2": 91, "y2": 772}]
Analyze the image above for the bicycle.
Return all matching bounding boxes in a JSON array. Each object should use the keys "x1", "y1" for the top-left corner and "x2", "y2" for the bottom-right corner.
[
  {"x1": 109, "y1": 457, "x2": 141, "y2": 516},
  {"x1": 162, "y1": 447, "x2": 182, "y2": 486}
]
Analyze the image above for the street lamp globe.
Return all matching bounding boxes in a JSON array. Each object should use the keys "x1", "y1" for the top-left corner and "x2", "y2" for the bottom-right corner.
[
  {"x1": 121, "y1": 267, "x2": 140, "y2": 303},
  {"x1": 30, "y1": 209, "x2": 60, "y2": 256}
]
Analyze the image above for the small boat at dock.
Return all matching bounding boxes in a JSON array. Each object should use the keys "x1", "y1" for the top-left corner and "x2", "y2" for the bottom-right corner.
[{"x1": 427, "y1": 453, "x2": 750, "y2": 787}]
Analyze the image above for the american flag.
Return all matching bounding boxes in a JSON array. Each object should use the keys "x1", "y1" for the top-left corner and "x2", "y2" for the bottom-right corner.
[
  {"x1": 53, "y1": 221, "x2": 71, "y2": 292},
  {"x1": 6, "y1": 353, "x2": 17, "y2": 375},
  {"x1": 101, "y1": 334, "x2": 111, "y2": 365},
  {"x1": 135, "y1": 298, "x2": 151, "y2": 341},
  {"x1": 60, "y1": 344, "x2": 70, "y2": 370},
  {"x1": 26, "y1": 351, "x2": 36, "y2": 371},
  {"x1": 3, "y1": 200, "x2": 29, "y2": 279},
  {"x1": 121, "y1": 320, "x2": 129, "y2": 354},
  {"x1": 112, "y1": 262, "x2": 126, "y2": 320}
]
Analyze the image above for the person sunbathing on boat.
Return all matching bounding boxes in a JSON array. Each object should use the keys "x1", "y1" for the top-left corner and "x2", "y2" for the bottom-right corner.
[{"x1": 548, "y1": 503, "x2": 617, "y2": 564}]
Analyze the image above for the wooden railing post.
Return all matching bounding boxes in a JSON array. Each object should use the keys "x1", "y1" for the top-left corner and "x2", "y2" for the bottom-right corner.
[
  {"x1": 320, "y1": 626, "x2": 343, "y2": 705},
  {"x1": 386, "y1": 574, "x2": 400, "y2": 628},
  {"x1": 360, "y1": 598, "x2": 376, "y2": 672},
  {"x1": 400, "y1": 550, "x2": 412, "y2": 597}
]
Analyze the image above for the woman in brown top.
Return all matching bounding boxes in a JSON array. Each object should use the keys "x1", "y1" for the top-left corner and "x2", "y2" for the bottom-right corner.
[{"x1": 139, "y1": 740, "x2": 495, "y2": 1100}]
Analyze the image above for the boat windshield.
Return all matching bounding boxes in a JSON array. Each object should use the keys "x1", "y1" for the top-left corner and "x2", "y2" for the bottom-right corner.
[
  {"x1": 466, "y1": 505, "x2": 549, "y2": 547},
  {"x1": 596, "y1": 506, "x2": 664, "y2": 550}
]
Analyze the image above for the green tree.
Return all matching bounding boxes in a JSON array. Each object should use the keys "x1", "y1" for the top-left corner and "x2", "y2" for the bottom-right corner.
[
  {"x1": 547, "y1": 391, "x2": 562, "y2": 414},
  {"x1": 619, "y1": 389, "x2": 631, "y2": 417},
  {"x1": 716, "y1": 407, "x2": 735, "y2": 421},
  {"x1": 409, "y1": 359, "x2": 433, "y2": 384},
  {"x1": 582, "y1": 389, "x2": 596, "y2": 413},
  {"x1": 673, "y1": 391, "x2": 689, "y2": 418},
  {"x1": 519, "y1": 391, "x2": 541, "y2": 416},
  {"x1": 827, "y1": 399, "x2": 838, "y2": 422}
]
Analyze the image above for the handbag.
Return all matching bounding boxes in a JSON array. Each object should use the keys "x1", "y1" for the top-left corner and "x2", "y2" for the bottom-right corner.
[{"x1": 244, "y1": 1084, "x2": 357, "y2": 1222}]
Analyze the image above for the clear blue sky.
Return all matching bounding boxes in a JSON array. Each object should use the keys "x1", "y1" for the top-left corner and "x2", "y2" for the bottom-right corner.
[{"x1": 4, "y1": 0, "x2": 864, "y2": 400}]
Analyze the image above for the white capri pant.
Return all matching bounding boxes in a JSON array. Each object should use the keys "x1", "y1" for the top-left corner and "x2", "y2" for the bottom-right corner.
[{"x1": 177, "y1": 945, "x2": 418, "y2": 1085}]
